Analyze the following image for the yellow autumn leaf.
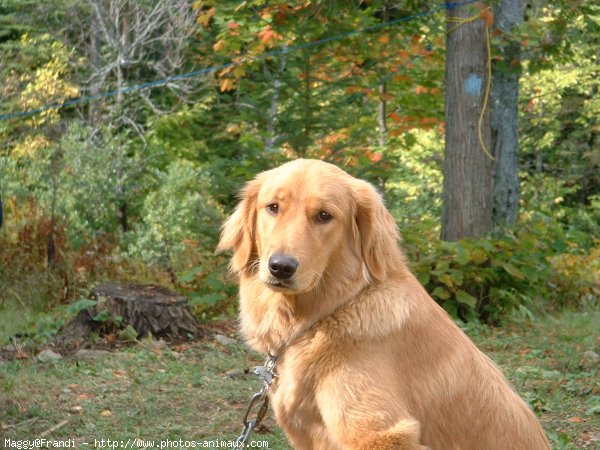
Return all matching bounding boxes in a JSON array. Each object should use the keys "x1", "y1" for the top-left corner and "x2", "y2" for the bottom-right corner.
[
  {"x1": 213, "y1": 39, "x2": 226, "y2": 52},
  {"x1": 13, "y1": 134, "x2": 50, "y2": 157},
  {"x1": 197, "y1": 7, "x2": 215, "y2": 27},
  {"x1": 220, "y1": 78, "x2": 235, "y2": 92}
]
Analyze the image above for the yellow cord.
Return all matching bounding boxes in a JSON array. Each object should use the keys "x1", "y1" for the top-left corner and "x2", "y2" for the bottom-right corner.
[
  {"x1": 478, "y1": 24, "x2": 494, "y2": 160},
  {"x1": 447, "y1": 14, "x2": 480, "y2": 33},
  {"x1": 448, "y1": 6, "x2": 495, "y2": 160}
]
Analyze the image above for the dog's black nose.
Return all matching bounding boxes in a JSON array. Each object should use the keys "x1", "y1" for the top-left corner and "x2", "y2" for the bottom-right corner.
[{"x1": 268, "y1": 254, "x2": 298, "y2": 279}]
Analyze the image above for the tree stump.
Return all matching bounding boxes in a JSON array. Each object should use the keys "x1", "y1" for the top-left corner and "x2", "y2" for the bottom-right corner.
[{"x1": 55, "y1": 283, "x2": 201, "y2": 351}]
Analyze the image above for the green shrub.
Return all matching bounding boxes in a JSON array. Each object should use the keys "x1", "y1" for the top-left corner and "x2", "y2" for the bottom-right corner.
[
  {"x1": 126, "y1": 160, "x2": 224, "y2": 269},
  {"x1": 402, "y1": 215, "x2": 599, "y2": 323}
]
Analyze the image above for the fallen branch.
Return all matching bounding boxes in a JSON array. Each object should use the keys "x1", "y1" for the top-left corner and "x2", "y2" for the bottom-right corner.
[
  {"x1": 1, "y1": 417, "x2": 38, "y2": 430},
  {"x1": 39, "y1": 419, "x2": 69, "y2": 437}
]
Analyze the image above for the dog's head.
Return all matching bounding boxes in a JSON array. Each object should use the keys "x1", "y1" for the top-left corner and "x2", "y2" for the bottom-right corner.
[{"x1": 218, "y1": 159, "x2": 400, "y2": 293}]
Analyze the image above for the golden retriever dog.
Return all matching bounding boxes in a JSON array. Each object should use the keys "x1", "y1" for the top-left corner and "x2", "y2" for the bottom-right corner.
[{"x1": 218, "y1": 159, "x2": 550, "y2": 450}]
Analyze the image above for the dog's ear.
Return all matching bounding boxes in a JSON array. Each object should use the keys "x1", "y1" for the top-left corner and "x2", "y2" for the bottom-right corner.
[
  {"x1": 217, "y1": 178, "x2": 261, "y2": 273},
  {"x1": 353, "y1": 179, "x2": 402, "y2": 282}
]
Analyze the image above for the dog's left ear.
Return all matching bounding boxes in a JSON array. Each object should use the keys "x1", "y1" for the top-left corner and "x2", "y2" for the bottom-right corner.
[
  {"x1": 217, "y1": 177, "x2": 261, "y2": 273},
  {"x1": 352, "y1": 179, "x2": 402, "y2": 282}
]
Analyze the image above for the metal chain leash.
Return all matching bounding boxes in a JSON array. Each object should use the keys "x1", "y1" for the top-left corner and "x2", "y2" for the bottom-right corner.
[{"x1": 233, "y1": 354, "x2": 277, "y2": 450}]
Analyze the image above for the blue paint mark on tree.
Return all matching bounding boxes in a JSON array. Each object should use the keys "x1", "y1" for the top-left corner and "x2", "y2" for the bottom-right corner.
[{"x1": 464, "y1": 73, "x2": 483, "y2": 96}]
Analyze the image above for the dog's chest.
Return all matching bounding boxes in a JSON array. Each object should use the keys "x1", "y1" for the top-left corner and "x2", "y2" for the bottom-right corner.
[
  {"x1": 270, "y1": 359, "x2": 320, "y2": 429},
  {"x1": 268, "y1": 351, "x2": 341, "y2": 450}
]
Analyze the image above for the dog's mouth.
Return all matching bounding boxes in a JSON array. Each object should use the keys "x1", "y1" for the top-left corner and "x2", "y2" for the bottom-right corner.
[
  {"x1": 260, "y1": 269, "x2": 322, "y2": 295},
  {"x1": 263, "y1": 277, "x2": 297, "y2": 292},
  {"x1": 266, "y1": 279, "x2": 293, "y2": 289}
]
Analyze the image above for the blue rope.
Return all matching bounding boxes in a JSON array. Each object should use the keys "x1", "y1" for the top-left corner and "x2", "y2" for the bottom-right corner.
[{"x1": 0, "y1": 0, "x2": 477, "y2": 122}]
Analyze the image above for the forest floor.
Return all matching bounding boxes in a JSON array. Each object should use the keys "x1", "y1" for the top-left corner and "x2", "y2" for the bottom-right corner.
[{"x1": 0, "y1": 309, "x2": 599, "y2": 449}]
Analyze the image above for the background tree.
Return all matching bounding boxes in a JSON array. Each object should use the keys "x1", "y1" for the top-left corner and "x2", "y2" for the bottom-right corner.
[
  {"x1": 491, "y1": 0, "x2": 522, "y2": 227},
  {"x1": 79, "y1": 0, "x2": 199, "y2": 232},
  {"x1": 441, "y1": 2, "x2": 494, "y2": 241}
]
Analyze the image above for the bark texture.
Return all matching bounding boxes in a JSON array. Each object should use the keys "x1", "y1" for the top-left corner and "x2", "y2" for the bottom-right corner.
[
  {"x1": 441, "y1": 2, "x2": 494, "y2": 241},
  {"x1": 491, "y1": 0, "x2": 522, "y2": 227},
  {"x1": 55, "y1": 283, "x2": 201, "y2": 351}
]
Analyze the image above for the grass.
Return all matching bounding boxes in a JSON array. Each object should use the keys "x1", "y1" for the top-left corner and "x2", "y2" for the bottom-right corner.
[
  {"x1": 1, "y1": 309, "x2": 599, "y2": 449},
  {"x1": 471, "y1": 310, "x2": 600, "y2": 449}
]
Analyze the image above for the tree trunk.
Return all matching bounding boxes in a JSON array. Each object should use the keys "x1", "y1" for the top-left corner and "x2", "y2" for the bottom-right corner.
[
  {"x1": 491, "y1": 0, "x2": 522, "y2": 227},
  {"x1": 88, "y1": 10, "x2": 102, "y2": 124},
  {"x1": 300, "y1": 48, "x2": 312, "y2": 158},
  {"x1": 47, "y1": 145, "x2": 61, "y2": 269},
  {"x1": 118, "y1": 200, "x2": 129, "y2": 232},
  {"x1": 265, "y1": 47, "x2": 287, "y2": 152},
  {"x1": 441, "y1": 2, "x2": 493, "y2": 241},
  {"x1": 378, "y1": 4, "x2": 390, "y2": 149},
  {"x1": 378, "y1": 80, "x2": 387, "y2": 148}
]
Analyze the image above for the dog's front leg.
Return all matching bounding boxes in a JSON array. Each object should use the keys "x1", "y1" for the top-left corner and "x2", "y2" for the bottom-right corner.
[
  {"x1": 317, "y1": 373, "x2": 427, "y2": 450},
  {"x1": 317, "y1": 393, "x2": 426, "y2": 449},
  {"x1": 355, "y1": 421, "x2": 429, "y2": 450},
  {"x1": 344, "y1": 418, "x2": 428, "y2": 450}
]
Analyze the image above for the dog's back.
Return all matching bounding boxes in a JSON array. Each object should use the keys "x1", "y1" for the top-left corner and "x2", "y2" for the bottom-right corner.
[{"x1": 386, "y1": 275, "x2": 550, "y2": 450}]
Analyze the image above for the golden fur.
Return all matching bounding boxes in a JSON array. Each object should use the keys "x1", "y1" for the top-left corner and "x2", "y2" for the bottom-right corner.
[{"x1": 218, "y1": 159, "x2": 550, "y2": 450}]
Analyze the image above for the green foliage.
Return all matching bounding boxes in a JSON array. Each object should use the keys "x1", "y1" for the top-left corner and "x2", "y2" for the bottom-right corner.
[
  {"x1": 0, "y1": 298, "x2": 71, "y2": 347},
  {"x1": 119, "y1": 324, "x2": 139, "y2": 342},
  {"x1": 194, "y1": 0, "x2": 446, "y2": 174},
  {"x1": 403, "y1": 215, "x2": 600, "y2": 323},
  {"x1": 186, "y1": 271, "x2": 238, "y2": 319},
  {"x1": 65, "y1": 297, "x2": 97, "y2": 315},
  {"x1": 146, "y1": 101, "x2": 279, "y2": 207},
  {"x1": 175, "y1": 257, "x2": 238, "y2": 321},
  {"x1": 0, "y1": 0, "x2": 598, "y2": 326},
  {"x1": 387, "y1": 129, "x2": 444, "y2": 223},
  {"x1": 126, "y1": 159, "x2": 224, "y2": 268},
  {"x1": 519, "y1": 2, "x2": 600, "y2": 237}
]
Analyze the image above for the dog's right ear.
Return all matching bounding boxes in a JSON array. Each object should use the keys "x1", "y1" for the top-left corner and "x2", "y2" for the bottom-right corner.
[{"x1": 217, "y1": 178, "x2": 261, "y2": 273}]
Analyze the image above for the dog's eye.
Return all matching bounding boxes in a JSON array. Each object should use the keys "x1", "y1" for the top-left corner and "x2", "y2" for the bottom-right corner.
[
  {"x1": 317, "y1": 211, "x2": 333, "y2": 223},
  {"x1": 266, "y1": 203, "x2": 279, "y2": 215}
]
